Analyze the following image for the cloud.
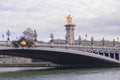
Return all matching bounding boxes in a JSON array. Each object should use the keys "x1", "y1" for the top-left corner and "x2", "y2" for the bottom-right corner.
[{"x1": 0, "y1": 0, "x2": 120, "y2": 41}]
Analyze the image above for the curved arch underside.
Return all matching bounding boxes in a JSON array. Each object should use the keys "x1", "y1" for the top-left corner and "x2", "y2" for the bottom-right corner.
[{"x1": 0, "y1": 48, "x2": 120, "y2": 67}]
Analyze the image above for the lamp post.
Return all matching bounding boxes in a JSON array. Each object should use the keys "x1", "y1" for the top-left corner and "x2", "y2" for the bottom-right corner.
[
  {"x1": 50, "y1": 33, "x2": 54, "y2": 44},
  {"x1": 91, "y1": 36, "x2": 94, "y2": 47},
  {"x1": 102, "y1": 38, "x2": 105, "y2": 47},
  {"x1": 85, "y1": 34, "x2": 87, "y2": 46},
  {"x1": 78, "y1": 36, "x2": 81, "y2": 46},
  {"x1": 34, "y1": 30, "x2": 38, "y2": 41},
  {"x1": 113, "y1": 38, "x2": 116, "y2": 47},
  {"x1": 6, "y1": 30, "x2": 11, "y2": 41}
]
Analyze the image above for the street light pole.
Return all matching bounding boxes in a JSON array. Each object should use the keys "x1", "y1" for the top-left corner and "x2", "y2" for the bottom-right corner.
[
  {"x1": 102, "y1": 38, "x2": 105, "y2": 47},
  {"x1": 50, "y1": 33, "x2": 54, "y2": 47},
  {"x1": 91, "y1": 36, "x2": 94, "y2": 47},
  {"x1": 85, "y1": 34, "x2": 87, "y2": 46},
  {"x1": 78, "y1": 36, "x2": 81, "y2": 46},
  {"x1": 6, "y1": 30, "x2": 11, "y2": 41},
  {"x1": 113, "y1": 38, "x2": 116, "y2": 47},
  {"x1": 34, "y1": 30, "x2": 38, "y2": 41}
]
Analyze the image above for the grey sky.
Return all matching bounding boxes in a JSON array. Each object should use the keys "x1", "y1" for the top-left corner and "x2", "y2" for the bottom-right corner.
[{"x1": 0, "y1": 0, "x2": 120, "y2": 41}]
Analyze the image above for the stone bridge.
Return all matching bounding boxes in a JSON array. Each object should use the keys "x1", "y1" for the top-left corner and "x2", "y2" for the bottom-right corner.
[{"x1": 0, "y1": 42, "x2": 120, "y2": 67}]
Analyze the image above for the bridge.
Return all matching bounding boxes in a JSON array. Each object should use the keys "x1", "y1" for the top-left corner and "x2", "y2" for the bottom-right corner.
[
  {"x1": 0, "y1": 41, "x2": 120, "y2": 67},
  {"x1": 1, "y1": 16, "x2": 119, "y2": 67}
]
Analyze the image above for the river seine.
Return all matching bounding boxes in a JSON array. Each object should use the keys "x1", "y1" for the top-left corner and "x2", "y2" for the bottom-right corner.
[{"x1": 0, "y1": 67, "x2": 120, "y2": 80}]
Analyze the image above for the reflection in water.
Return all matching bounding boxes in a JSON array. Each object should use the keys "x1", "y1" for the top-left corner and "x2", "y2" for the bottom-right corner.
[{"x1": 0, "y1": 67, "x2": 120, "y2": 80}]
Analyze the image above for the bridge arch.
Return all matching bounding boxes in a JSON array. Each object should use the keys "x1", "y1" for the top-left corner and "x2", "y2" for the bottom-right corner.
[{"x1": 0, "y1": 47, "x2": 120, "y2": 67}]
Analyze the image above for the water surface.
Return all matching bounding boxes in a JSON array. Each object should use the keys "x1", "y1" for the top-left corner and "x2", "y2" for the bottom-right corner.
[{"x1": 0, "y1": 67, "x2": 120, "y2": 80}]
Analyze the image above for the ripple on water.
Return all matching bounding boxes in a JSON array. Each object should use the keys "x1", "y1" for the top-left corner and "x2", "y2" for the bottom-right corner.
[{"x1": 0, "y1": 67, "x2": 120, "y2": 80}]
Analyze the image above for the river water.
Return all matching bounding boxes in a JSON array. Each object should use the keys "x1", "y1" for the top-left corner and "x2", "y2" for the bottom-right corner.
[{"x1": 0, "y1": 67, "x2": 120, "y2": 80}]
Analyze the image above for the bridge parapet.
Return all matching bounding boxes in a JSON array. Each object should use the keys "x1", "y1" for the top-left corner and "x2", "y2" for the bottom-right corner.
[
  {"x1": 34, "y1": 43, "x2": 120, "y2": 52},
  {"x1": 0, "y1": 41, "x2": 120, "y2": 52}
]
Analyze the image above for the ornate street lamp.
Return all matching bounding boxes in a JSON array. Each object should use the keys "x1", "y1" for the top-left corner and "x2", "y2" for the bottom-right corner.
[
  {"x1": 34, "y1": 30, "x2": 38, "y2": 41},
  {"x1": 91, "y1": 36, "x2": 94, "y2": 46},
  {"x1": 78, "y1": 36, "x2": 81, "y2": 46},
  {"x1": 50, "y1": 33, "x2": 54, "y2": 43},
  {"x1": 85, "y1": 34, "x2": 87, "y2": 40},
  {"x1": 102, "y1": 38, "x2": 105, "y2": 47},
  {"x1": 113, "y1": 38, "x2": 116, "y2": 47},
  {"x1": 85, "y1": 34, "x2": 87, "y2": 45},
  {"x1": 6, "y1": 30, "x2": 11, "y2": 41}
]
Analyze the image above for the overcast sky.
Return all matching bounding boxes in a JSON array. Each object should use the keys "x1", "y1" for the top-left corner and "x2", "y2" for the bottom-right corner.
[{"x1": 0, "y1": 0, "x2": 120, "y2": 41}]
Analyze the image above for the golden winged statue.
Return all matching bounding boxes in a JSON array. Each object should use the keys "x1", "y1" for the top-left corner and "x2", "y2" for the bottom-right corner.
[{"x1": 66, "y1": 14, "x2": 73, "y2": 24}]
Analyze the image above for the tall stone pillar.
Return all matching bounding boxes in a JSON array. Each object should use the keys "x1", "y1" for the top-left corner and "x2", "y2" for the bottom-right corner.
[
  {"x1": 65, "y1": 14, "x2": 75, "y2": 45},
  {"x1": 65, "y1": 24, "x2": 75, "y2": 45}
]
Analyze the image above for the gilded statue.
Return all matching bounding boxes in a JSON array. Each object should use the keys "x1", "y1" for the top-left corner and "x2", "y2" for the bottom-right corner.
[{"x1": 66, "y1": 14, "x2": 72, "y2": 24}]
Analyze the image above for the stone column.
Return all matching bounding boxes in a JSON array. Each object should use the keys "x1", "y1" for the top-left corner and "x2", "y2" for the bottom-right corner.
[{"x1": 65, "y1": 24, "x2": 75, "y2": 45}]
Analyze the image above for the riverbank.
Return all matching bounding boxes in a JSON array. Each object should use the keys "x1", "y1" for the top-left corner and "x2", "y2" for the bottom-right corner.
[
  {"x1": 0, "y1": 63, "x2": 58, "y2": 67},
  {"x1": 1, "y1": 63, "x2": 120, "y2": 68}
]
